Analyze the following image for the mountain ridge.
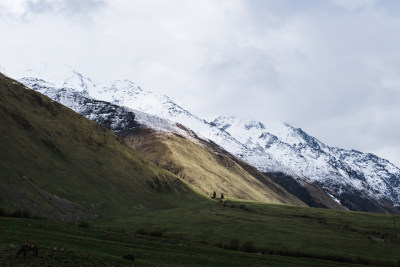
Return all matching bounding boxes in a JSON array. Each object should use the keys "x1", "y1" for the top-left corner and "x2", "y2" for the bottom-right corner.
[
  {"x1": 19, "y1": 74, "x2": 305, "y2": 205},
  {"x1": 12, "y1": 64, "x2": 400, "y2": 213}
]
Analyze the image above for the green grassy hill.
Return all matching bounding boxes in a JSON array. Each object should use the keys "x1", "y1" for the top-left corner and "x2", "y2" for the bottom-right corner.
[{"x1": 0, "y1": 73, "x2": 202, "y2": 219}]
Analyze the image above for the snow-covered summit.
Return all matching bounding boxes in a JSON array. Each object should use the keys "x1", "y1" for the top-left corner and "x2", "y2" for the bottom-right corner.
[
  {"x1": 10, "y1": 64, "x2": 96, "y2": 95},
  {"x1": 213, "y1": 116, "x2": 305, "y2": 147}
]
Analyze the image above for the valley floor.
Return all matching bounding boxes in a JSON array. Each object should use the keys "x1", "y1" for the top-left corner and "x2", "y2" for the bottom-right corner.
[{"x1": 1, "y1": 200, "x2": 399, "y2": 266}]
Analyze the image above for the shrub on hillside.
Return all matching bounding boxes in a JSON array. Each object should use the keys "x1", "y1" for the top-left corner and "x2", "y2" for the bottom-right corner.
[
  {"x1": 149, "y1": 229, "x2": 164, "y2": 237},
  {"x1": 0, "y1": 207, "x2": 6, "y2": 217},
  {"x1": 215, "y1": 242, "x2": 224, "y2": 248},
  {"x1": 21, "y1": 210, "x2": 32, "y2": 218},
  {"x1": 78, "y1": 220, "x2": 90, "y2": 228},
  {"x1": 240, "y1": 241, "x2": 257, "y2": 253},
  {"x1": 12, "y1": 209, "x2": 23, "y2": 218},
  {"x1": 135, "y1": 229, "x2": 148, "y2": 235},
  {"x1": 228, "y1": 239, "x2": 240, "y2": 250}
]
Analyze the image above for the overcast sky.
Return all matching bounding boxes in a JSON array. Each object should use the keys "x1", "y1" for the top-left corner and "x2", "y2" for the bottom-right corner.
[{"x1": 1, "y1": 0, "x2": 400, "y2": 166}]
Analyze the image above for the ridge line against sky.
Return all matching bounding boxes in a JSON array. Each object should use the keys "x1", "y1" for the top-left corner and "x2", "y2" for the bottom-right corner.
[{"x1": 0, "y1": 0, "x2": 400, "y2": 166}]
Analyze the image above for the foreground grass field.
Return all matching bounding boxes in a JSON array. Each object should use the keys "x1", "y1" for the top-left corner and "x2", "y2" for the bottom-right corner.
[
  {"x1": 0, "y1": 218, "x2": 359, "y2": 266},
  {"x1": 97, "y1": 200, "x2": 400, "y2": 266},
  {"x1": 1, "y1": 200, "x2": 400, "y2": 266}
]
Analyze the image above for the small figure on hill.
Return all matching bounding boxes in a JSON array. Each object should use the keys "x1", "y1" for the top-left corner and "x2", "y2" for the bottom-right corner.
[
  {"x1": 123, "y1": 253, "x2": 135, "y2": 262},
  {"x1": 221, "y1": 193, "x2": 224, "y2": 200},
  {"x1": 211, "y1": 191, "x2": 216, "y2": 199},
  {"x1": 16, "y1": 243, "x2": 38, "y2": 257}
]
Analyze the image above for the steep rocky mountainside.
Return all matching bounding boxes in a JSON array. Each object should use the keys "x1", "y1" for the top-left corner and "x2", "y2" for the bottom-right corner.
[
  {"x1": 0, "y1": 73, "x2": 202, "y2": 219},
  {"x1": 14, "y1": 65, "x2": 400, "y2": 213}
]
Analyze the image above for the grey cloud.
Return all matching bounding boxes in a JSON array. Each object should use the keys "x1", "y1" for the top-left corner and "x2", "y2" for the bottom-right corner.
[
  {"x1": 26, "y1": 0, "x2": 107, "y2": 16},
  {"x1": 206, "y1": 49, "x2": 281, "y2": 93}
]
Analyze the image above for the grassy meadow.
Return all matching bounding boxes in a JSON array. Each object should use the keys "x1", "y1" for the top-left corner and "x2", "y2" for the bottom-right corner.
[
  {"x1": 96, "y1": 200, "x2": 400, "y2": 266},
  {"x1": 1, "y1": 199, "x2": 400, "y2": 266}
]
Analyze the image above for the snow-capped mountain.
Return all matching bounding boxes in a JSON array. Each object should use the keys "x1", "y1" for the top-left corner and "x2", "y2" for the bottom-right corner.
[
  {"x1": 11, "y1": 64, "x2": 400, "y2": 213},
  {"x1": 15, "y1": 65, "x2": 249, "y2": 156},
  {"x1": 16, "y1": 75, "x2": 305, "y2": 205},
  {"x1": 91, "y1": 79, "x2": 255, "y2": 158},
  {"x1": 19, "y1": 77, "x2": 194, "y2": 139},
  {"x1": 211, "y1": 116, "x2": 400, "y2": 210}
]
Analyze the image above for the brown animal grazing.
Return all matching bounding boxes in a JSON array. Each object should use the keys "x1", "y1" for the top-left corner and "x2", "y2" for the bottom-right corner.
[
  {"x1": 16, "y1": 243, "x2": 38, "y2": 257},
  {"x1": 123, "y1": 253, "x2": 135, "y2": 261}
]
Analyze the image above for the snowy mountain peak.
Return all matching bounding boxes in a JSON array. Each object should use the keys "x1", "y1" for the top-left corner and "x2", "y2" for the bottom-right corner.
[
  {"x1": 211, "y1": 115, "x2": 237, "y2": 131},
  {"x1": 212, "y1": 116, "x2": 304, "y2": 147},
  {"x1": 108, "y1": 80, "x2": 141, "y2": 93},
  {"x1": 7, "y1": 63, "x2": 96, "y2": 95},
  {"x1": 63, "y1": 70, "x2": 96, "y2": 95},
  {"x1": 244, "y1": 121, "x2": 266, "y2": 131}
]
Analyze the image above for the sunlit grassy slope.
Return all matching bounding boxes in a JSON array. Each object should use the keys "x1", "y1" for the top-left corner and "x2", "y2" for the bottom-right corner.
[
  {"x1": 125, "y1": 130, "x2": 305, "y2": 206},
  {"x1": 0, "y1": 73, "x2": 203, "y2": 219}
]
